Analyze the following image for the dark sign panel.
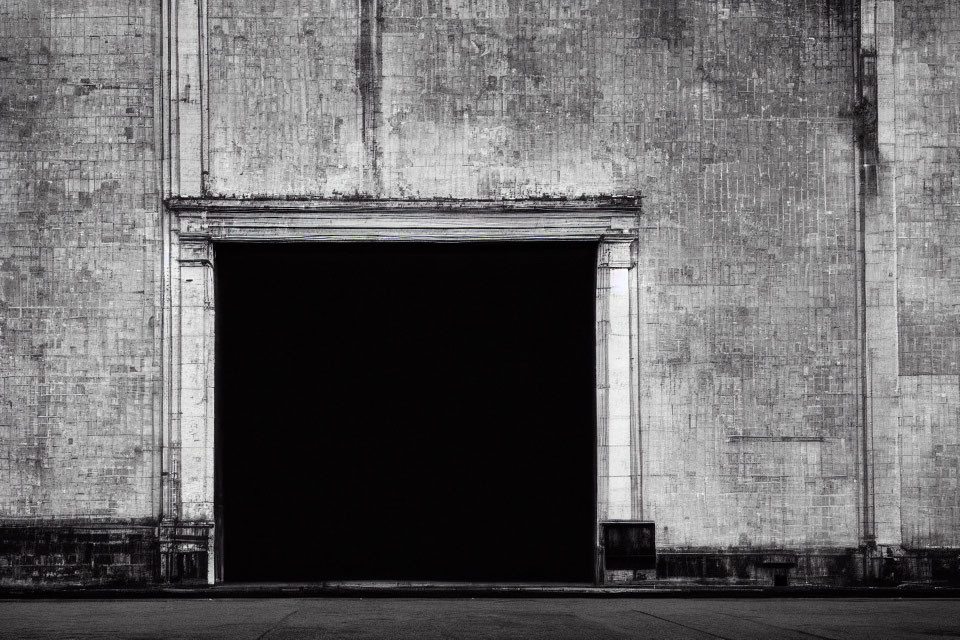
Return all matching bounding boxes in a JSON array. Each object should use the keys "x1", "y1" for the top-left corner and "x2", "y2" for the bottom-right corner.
[{"x1": 602, "y1": 522, "x2": 656, "y2": 570}]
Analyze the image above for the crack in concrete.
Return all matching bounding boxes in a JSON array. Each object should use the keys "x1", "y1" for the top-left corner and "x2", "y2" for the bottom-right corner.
[{"x1": 254, "y1": 608, "x2": 300, "y2": 640}]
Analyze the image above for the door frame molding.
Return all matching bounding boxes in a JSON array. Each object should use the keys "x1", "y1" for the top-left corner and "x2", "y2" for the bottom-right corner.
[{"x1": 160, "y1": 198, "x2": 642, "y2": 584}]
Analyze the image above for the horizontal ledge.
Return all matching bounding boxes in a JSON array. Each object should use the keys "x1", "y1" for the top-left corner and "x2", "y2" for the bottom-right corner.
[
  {"x1": 654, "y1": 548, "x2": 859, "y2": 556},
  {"x1": 166, "y1": 196, "x2": 643, "y2": 215},
  {"x1": 726, "y1": 435, "x2": 827, "y2": 442},
  {"x1": 178, "y1": 232, "x2": 633, "y2": 243},
  {"x1": 191, "y1": 215, "x2": 636, "y2": 227},
  {"x1": 0, "y1": 517, "x2": 160, "y2": 528}
]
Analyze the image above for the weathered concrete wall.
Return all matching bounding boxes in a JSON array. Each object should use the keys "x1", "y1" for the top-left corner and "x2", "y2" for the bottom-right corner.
[
  {"x1": 206, "y1": 1, "x2": 862, "y2": 550},
  {"x1": 637, "y1": 1, "x2": 860, "y2": 549},
  {"x1": 0, "y1": 0, "x2": 159, "y2": 520},
  {"x1": 4, "y1": 0, "x2": 960, "y2": 585},
  {"x1": 894, "y1": 0, "x2": 960, "y2": 548},
  {"x1": 207, "y1": 0, "x2": 364, "y2": 196}
]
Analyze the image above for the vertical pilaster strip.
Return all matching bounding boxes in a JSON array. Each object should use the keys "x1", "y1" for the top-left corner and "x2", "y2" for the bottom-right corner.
[
  {"x1": 358, "y1": 0, "x2": 383, "y2": 195},
  {"x1": 163, "y1": 223, "x2": 181, "y2": 523},
  {"x1": 171, "y1": 0, "x2": 205, "y2": 196},
  {"x1": 160, "y1": 3, "x2": 209, "y2": 573},
  {"x1": 598, "y1": 239, "x2": 639, "y2": 521},
  {"x1": 861, "y1": 0, "x2": 901, "y2": 548},
  {"x1": 162, "y1": 0, "x2": 176, "y2": 198},
  {"x1": 198, "y1": 0, "x2": 210, "y2": 192},
  {"x1": 629, "y1": 243, "x2": 642, "y2": 519},
  {"x1": 161, "y1": 0, "x2": 211, "y2": 574},
  {"x1": 177, "y1": 236, "x2": 216, "y2": 583},
  {"x1": 596, "y1": 261, "x2": 610, "y2": 527},
  {"x1": 159, "y1": 219, "x2": 182, "y2": 582},
  {"x1": 160, "y1": 1, "x2": 175, "y2": 534}
]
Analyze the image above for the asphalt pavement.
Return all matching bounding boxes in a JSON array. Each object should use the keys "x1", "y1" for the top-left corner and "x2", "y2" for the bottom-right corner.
[{"x1": 1, "y1": 597, "x2": 959, "y2": 639}]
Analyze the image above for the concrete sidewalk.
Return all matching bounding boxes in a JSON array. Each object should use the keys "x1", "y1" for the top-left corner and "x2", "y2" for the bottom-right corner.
[
  {"x1": 1, "y1": 597, "x2": 959, "y2": 639},
  {"x1": 2, "y1": 582, "x2": 960, "y2": 599}
]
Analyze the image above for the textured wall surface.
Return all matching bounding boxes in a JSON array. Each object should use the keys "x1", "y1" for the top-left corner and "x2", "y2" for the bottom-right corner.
[
  {"x1": 3, "y1": 0, "x2": 960, "y2": 578},
  {"x1": 0, "y1": 0, "x2": 159, "y2": 519},
  {"x1": 378, "y1": 0, "x2": 659, "y2": 198},
  {"x1": 636, "y1": 1, "x2": 860, "y2": 548},
  {"x1": 897, "y1": 0, "x2": 960, "y2": 376},
  {"x1": 205, "y1": 0, "x2": 862, "y2": 549},
  {"x1": 895, "y1": 0, "x2": 960, "y2": 548},
  {"x1": 207, "y1": 0, "x2": 363, "y2": 196}
]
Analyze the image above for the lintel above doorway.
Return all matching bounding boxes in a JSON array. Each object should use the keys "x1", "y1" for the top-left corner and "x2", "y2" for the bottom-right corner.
[{"x1": 165, "y1": 197, "x2": 642, "y2": 243}]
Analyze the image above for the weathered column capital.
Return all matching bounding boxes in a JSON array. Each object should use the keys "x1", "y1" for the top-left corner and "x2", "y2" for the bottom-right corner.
[
  {"x1": 177, "y1": 236, "x2": 214, "y2": 267},
  {"x1": 598, "y1": 237, "x2": 637, "y2": 269}
]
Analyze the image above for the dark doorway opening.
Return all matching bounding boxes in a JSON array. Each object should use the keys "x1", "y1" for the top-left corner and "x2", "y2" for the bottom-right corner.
[{"x1": 216, "y1": 242, "x2": 597, "y2": 582}]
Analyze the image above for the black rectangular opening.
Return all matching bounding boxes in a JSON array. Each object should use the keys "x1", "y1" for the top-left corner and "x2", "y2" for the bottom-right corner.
[
  {"x1": 602, "y1": 522, "x2": 656, "y2": 571},
  {"x1": 215, "y1": 242, "x2": 597, "y2": 583}
]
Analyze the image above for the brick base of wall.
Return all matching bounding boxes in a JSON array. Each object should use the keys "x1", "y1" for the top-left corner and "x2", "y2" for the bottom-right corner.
[
  {"x1": 0, "y1": 524, "x2": 159, "y2": 585},
  {"x1": 0, "y1": 522, "x2": 212, "y2": 586},
  {"x1": 606, "y1": 548, "x2": 960, "y2": 587},
  {"x1": 3, "y1": 524, "x2": 959, "y2": 587}
]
